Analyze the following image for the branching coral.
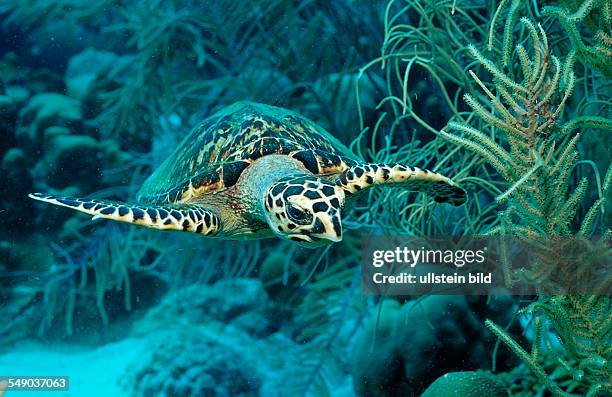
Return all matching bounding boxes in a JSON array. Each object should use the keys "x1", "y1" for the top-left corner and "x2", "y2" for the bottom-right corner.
[
  {"x1": 438, "y1": 6, "x2": 611, "y2": 397},
  {"x1": 351, "y1": 0, "x2": 498, "y2": 237},
  {"x1": 441, "y1": 17, "x2": 581, "y2": 237},
  {"x1": 543, "y1": 0, "x2": 612, "y2": 78},
  {"x1": 350, "y1": 1, "x2": 610, "y2": 396}
]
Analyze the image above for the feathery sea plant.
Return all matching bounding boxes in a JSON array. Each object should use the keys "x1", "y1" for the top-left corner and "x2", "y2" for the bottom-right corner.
[
  {"x1": 441, "y1": 17, "x2": 580, "y2": 237},
  {"x1": 286, "y1": 237, "x2": 366, "y2": 397},
  {"x1": 439, "y1": 7, "x2": 610, "y2": 396},
  {"x1": 352, "y1": 0, "x2": 500, "y2": 237},
  {"x1": 543, "y1": 0, "x2": 612, "y2": 78}
]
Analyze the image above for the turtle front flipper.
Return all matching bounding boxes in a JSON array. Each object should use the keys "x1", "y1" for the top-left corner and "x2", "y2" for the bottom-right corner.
[
  {"x1": 334, "y1": 164, "x2": 466, "y2": 206},
  {"x1": 29, "y1": 193, "x2": 220, "y2": 235}
]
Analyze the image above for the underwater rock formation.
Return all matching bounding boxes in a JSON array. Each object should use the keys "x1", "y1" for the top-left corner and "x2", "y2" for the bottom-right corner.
[
  {"x1": 97, "y1": 139, "x2": 134, "y2": 187},
  {"x1": 125, "y1": 278, "x2": 298, "y2": 397},
  {"x1": 16, "y1": 93, "x2": 82, "y2": 151},
  {"x1": 351, "y1": 294, "x2": 521, "y2": 397},
  {"x1": 350, "y1": 299, "x2": 409, "y2": 396},
  {"x1": 39, "y1": 130, "x2": 102, "y2": 191},
  {"x1": 0, "y1": 94, "x2": 17, "y2": 152},
  {"x1": 420, "y1": 371, "x2": 508, "y2": 397},
  {"x1": 0, "y1": 277, "x2": 43, "y2": 347},
  {"x1": 3, "y1": 85, "x2": 30, "y2": 108},
  {"x1": 65, "y1": 48, "x2": 127, "y2": 118},
  {"x1": 126, "y1": 327, "x2": 262, "y2": 397},
  {"x1": 259, "y1": 250, "x2": 301, "y2": 304},
  {"x1": 0, "y1": 148, "x2": 33, "y2": 230},
  {"x1": 132, "y1": 278, "x2": 280, "y2": 338},
  {"x1": 13, "y1": 17, "x2": 87, "y2": 72}
]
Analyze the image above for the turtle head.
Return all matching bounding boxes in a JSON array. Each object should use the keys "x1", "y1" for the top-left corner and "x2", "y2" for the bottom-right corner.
[{"x1": 265, "y1": 175, "x2": 345, "y2": 247}]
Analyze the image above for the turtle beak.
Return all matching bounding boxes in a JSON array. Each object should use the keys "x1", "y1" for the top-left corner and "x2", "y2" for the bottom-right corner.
[{"x1": 312, "y1": 210, "x2": 343, "y2": 243}]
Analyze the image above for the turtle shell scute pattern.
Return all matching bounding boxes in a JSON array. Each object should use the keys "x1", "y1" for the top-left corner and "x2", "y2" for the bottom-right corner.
[{"x1": 137, "y1": 102, "x2": 357, "y2": 204}]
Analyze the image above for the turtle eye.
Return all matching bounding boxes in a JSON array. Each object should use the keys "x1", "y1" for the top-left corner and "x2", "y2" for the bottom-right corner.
[{"x1": 286, "y1": 202, "x2": 312, "y2": 224}]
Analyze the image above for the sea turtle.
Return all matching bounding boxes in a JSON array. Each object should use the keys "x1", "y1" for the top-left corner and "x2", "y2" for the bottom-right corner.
[{"x1": 30, "y1": 102, "x2": 466, "y2": 246}]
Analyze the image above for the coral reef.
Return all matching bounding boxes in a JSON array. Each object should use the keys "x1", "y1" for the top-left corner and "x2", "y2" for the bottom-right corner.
[
  {"x1": 351, "y1": 295, "x2": 521, "y2": 396},
  {"x1": 439, "y1": 7, "x2": 611, "y2": 396},
  {"x1": 64, "y1": 48, "x2": 126, "y2": 117},
  {"x1": 127, "y1": 328, "x2": 263, "y2": 397},
  {"x1": 123, "y1": 278, "x2": 300, "y2": 397},
  {"x1": 420, "y1": 371, "x2": 508, "y2": 397},
  {"x1": 132, "y1": 278, "x2": 281, "y2": 338},
  {"x1": 16, "y1": 93, "x2": 82, "y2": 150},
  {"x1": 0, "y1": 1, "x2": 608, "y2": 396},
  {"x1": 543, "y1": 0, "x2": 612, "y2": 77},
  {"x1": 40, "y1": 132, "x2": 101, "y2": 190},
  {"x1": 0, "y1": 148, "x2": 33, "y2": 229},
  {"x1": 0, "y1": 94, "x2": 17, "y2": 151}
]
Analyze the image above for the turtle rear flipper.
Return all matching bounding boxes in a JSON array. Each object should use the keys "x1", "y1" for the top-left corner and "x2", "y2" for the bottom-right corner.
[
  {"x1": 335, "y1": 164, "x2": 467, "y2": 206},
  {"x1": 29, "y1": 193, "x2": 220, "y2": 235}
]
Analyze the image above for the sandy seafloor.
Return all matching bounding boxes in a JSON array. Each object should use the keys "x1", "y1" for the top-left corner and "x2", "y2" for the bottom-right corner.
[
  {"x1": 0, "y1": 339, "x2": 147, "y2": 396},
  {"x1": 0, "y1": 337, "x2": 358, "y2": 397}
]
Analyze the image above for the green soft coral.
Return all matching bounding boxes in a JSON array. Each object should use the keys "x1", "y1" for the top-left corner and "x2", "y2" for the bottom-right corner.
[
  {"x1": 543, "y1": 0, "x2": 612, "y2": 77},
  {"x1": 439, "y1": 8, "x2": 611, "y2": 397},
  {"x1": 420, "y1": 371, "x2": 508, "y2": 397}
]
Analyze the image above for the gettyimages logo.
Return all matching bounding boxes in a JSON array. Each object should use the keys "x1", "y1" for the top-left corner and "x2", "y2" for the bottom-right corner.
[
  {"x1": 371, "y1": 246, "x2": 486, "y2": 268},
  {"x1": 361, "y1": 236, "x2": 611, "y2": 295}
]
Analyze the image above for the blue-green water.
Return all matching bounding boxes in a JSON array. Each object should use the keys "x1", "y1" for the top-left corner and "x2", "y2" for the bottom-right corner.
[{"x1": 0, "y1": 1, "x2": 610, "y2": 396}]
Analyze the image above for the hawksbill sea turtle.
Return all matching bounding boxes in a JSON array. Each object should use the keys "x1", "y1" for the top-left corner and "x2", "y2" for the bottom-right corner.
[{"x1": 30, "y1": 102, "x2": 466, "y2": 247}]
